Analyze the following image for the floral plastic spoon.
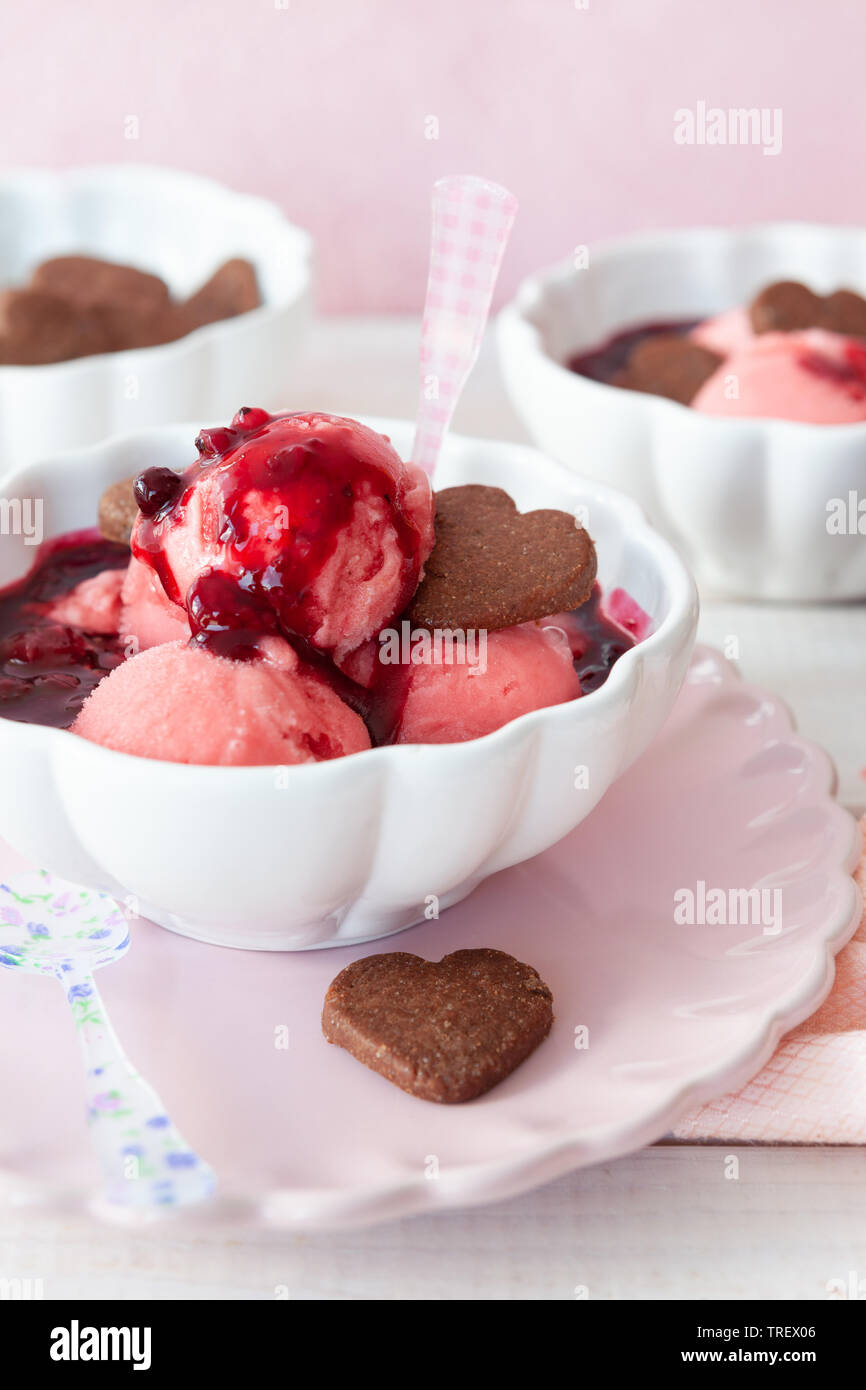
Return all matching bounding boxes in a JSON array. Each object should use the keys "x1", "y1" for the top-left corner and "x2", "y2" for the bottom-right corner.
[
  {"x1": 0, "y1": 870, "x2": 214, "y2": 1210},
  {"x1": 412, "y1": 174, "x2": 518, "y2": 479}
]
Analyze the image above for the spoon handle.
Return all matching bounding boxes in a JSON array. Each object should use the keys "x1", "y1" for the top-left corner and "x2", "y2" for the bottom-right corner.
[
  {"x1": 412, "y1": 175, "x2": 518, "y2": 478},
  {"x1": 60, "y1": 963, "x2": 215, "y2": 1209}
]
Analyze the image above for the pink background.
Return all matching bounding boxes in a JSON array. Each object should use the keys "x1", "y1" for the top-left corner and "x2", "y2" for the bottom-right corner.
[{"x1": 3, "y1": 0, "x2": 864, "y2": 311}]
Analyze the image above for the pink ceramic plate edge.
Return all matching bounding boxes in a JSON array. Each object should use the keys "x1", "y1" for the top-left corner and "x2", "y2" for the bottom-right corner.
[
  {"x1": 0, "y1": 646, "x2": 861, "y2": 1231},
  {"x1": 268, "y1": 648, "x2": 861, "y2": 1228}
]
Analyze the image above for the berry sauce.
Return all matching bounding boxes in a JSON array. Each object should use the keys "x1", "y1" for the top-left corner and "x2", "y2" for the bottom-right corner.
[
  {"x1": 0, "y1": 532, "x2": 128, "y2": 729},
  {"x1": 569, "y1": 584, "x2": 638, "y2": 694},
  {"x1": 133, "y1": 407, "x2": 428, "y2": 647},
  {"x1": 797, "y1": 340, "x2": 866, "y2": 400},
  {"x1": 568, "y1": 319, "x2": 698, "y2": 384}
]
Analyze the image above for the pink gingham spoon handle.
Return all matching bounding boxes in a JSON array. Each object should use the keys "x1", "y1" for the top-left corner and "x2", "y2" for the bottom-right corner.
[{"x1": 412, "y1": 175, "x2": 518, "y2": 478}]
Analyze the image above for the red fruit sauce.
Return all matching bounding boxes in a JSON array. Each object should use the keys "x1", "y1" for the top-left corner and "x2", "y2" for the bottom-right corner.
[
  {"x1": 0, "y1": 532, "x2": 128, "y2": 729},
  {"x1": 797, "y1": 340, "x2": 866, "y2": 400}
]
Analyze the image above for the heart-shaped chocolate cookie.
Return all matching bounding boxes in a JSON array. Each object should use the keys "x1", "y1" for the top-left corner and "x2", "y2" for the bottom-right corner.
[
  {"x1": 750, "y1": 280, "x2": 866, "y2": 340},
  {"x1": 322, "y1": 947, "x2": 554, "y2": 1103},
  {"x1": 178, "y1": 258, "x2": 260, "y2": 334},
  {"x1": 616, "y1": 333, "x2": 722, "y2": 405},
  {"x1": 407, "y1": 485, "x2": 596, "y2": 632},
  {"x1": 0, "y1": 289, "x2": 115, "y2": 366}
]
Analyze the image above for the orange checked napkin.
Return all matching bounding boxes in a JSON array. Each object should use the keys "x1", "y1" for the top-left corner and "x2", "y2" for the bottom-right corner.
[{"x1": 675, "y1": 816, "x2": 866, "y2": 1142}]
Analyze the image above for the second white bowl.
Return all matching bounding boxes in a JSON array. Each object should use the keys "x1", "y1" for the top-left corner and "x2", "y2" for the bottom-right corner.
[
  {"x1": 0, "y1": 164, "x2": 313, "y2": 464},
  {"x1": 0, "y1": 420, "x2": 697, "y2": 950},
  {"x1": 498, "y1": 223, "x2": 866, "y2": 600}
]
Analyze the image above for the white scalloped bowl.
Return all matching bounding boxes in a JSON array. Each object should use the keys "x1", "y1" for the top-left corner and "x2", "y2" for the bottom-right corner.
[
  {"x1": 0, "y1": 165, "x2": 313, "y2": 464},
  {"x1": 0, "y1": 419, "x2": 697, "y2": 950},
  {"x1": 498, "y1": 223, "x2": 866, "y2": 600}
]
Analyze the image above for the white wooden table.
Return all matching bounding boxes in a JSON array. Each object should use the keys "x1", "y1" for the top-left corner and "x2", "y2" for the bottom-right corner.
[{"x1": 2, "y1": 317, "x2": 865, "y2": 1301}]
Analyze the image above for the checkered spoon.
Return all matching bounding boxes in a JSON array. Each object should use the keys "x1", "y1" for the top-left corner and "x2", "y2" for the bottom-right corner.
[
  {"x1": 412, "y1": 175, "x2": 518, "y2": 478},
  {"x1": 0, "y1": 870, "x2": 215, "y2": 1210}
]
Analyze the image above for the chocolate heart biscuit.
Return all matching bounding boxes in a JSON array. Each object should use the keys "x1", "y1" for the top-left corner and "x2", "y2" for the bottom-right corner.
[
  {"x1": 98, "y1": 477, "x2": 139, "y2": 545},
  {"x1": 322, "y1": 947, "x2": 554, "y2": 1103},
  {"x1": 615, "y1": 334, "x2": 722, "y2": 405},
  {"x1": 0, "y1": 289, "x2": 114, "y2": 365},
  {"x1": 4, "y1": 255, "x2": 260, "y2": 362},
  {"x1": 750, "y1": 280, "x2": 866, "y2": 340},
  {"x1": 749, "y1": 280, "x2": 824, "y2": 334},
  {"x1": 31, "y1": 255, "x2": 173, "y2": 351},
  {"x1": 407, "y1": 485, "x2": 596, "y2": 632},
  {"x1": 821, "y1": 289, "x2": 866, "y2": 340},
  {"x1": 31, "y1": 255, "x2": 169, "y2": 319},
  {"x1": 178, "y1": 258, "x2": 260, "y2": 334}
]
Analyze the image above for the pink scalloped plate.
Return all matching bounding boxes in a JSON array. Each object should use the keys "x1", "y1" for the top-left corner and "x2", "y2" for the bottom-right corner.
[{"x1": 0, "y1": 647, "x2": 861, "y2": 1230}]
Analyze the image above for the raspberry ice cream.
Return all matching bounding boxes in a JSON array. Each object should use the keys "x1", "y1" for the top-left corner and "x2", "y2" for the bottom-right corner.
[
  {"x1": 73, "y1": 634, "x2": 371, "y2": 766},
  {"x1": 131, "y1": 408, "x2": 435, "y2": 661},
  {"x1": 46, "y1": 553, "x2": 190, "y2": 652},
  {"x1": 120, "y1": 555, "x2": 189, "y2": 651},
  {"x1": 689, "y1": 306, "x2": 754, "y2": 358},
  {"x1": 47, "y1": 568, "x2": 124, "y2": 635},
  {"x1": 692, "y1": 329, "x2": 866, "y2": 422},
  {"x1": 393, "y1": 624, "x2": 581, "y2": 744}
]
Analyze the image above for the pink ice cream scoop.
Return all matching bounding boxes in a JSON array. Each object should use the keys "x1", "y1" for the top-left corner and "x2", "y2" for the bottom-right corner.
[
  {"x1": 119, "y1": 555, "x2": 190, "y2": 652},
  {"x1": 130, "y1": 408, "x2": 435, "y2": 661},
  {"x1": 692, "y1": 329, "x2": 866, "y2": 423},
  {"x1": 72, "y1": 634, "x2": 371, "y2": 766},
  {"x1": 47, "y1": 568, "x2": 125, "y2": 635},
  {"x1": 46, "y1": 557, "x2": 190, "y2": 652},
  {"x1": 689, "y1": 306, "x2": 754, "y2": 358},
  {"x1": 393, "y1": 624, "x2": 581, "y2": 745}
]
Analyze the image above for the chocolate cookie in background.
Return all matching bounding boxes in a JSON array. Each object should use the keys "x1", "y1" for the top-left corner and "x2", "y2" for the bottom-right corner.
[
  {"x1": 749, "y1": 280, "x2": 825, "y2": 334},
  {"x1": 175, "y1": 258, "x2": 261, "y2": 337},
  {"x1": 0, "y1": 288, "x2": 114, "y2": 365},
  {"x1": 322, "y1": 948, "x2": 554, "y2": 1103},
  {"x1": 31, "y1": 255, "x2": 172, "y2": 350},
  {"x1": 0, "y1": 253, "x2": 261, "y2": 365},
  {"x1": 613, "y1": 333, "x2": 722, "y2": 405},
  {"x1": 749, "y1": 279, "x2": 866, "y2": 339}
]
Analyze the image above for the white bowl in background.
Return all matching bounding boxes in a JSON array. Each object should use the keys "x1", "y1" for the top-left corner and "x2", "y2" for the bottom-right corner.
[
  {"x1": 498, "y1": 223, "x2": 866, "y2": 600},
  {"x1": 0, "y1": 164, "x2": 313, "y2": 463},
  {"x1": 0, "y1": 419, "x2": 697, "y2": 950}
]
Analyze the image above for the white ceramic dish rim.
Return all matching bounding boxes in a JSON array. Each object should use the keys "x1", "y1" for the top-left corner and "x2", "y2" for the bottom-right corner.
[
  {"x1": 0, "y1": 163, "x2": 313, "y2": 379},
  {"x1": 0, "y1": 650, "x2": 859, "y2": 1230},
  {"x1": 507, "y1": 220, "x2": 866, "y2": 442},
  {"x1": 0, "y1": 418, "x2": 698, "y2": 784}
]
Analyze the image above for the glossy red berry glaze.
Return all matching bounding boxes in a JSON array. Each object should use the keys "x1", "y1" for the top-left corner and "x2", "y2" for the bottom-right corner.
[
  {"x1": 132, "y1": 408, "x2": 430, "y2": 648},
  {"x1": 0, "y1": 532, "x2": 128, "y2": 728},
  {"x1": 797, "y1": 340, "x2": 866, "y2": 400}
]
